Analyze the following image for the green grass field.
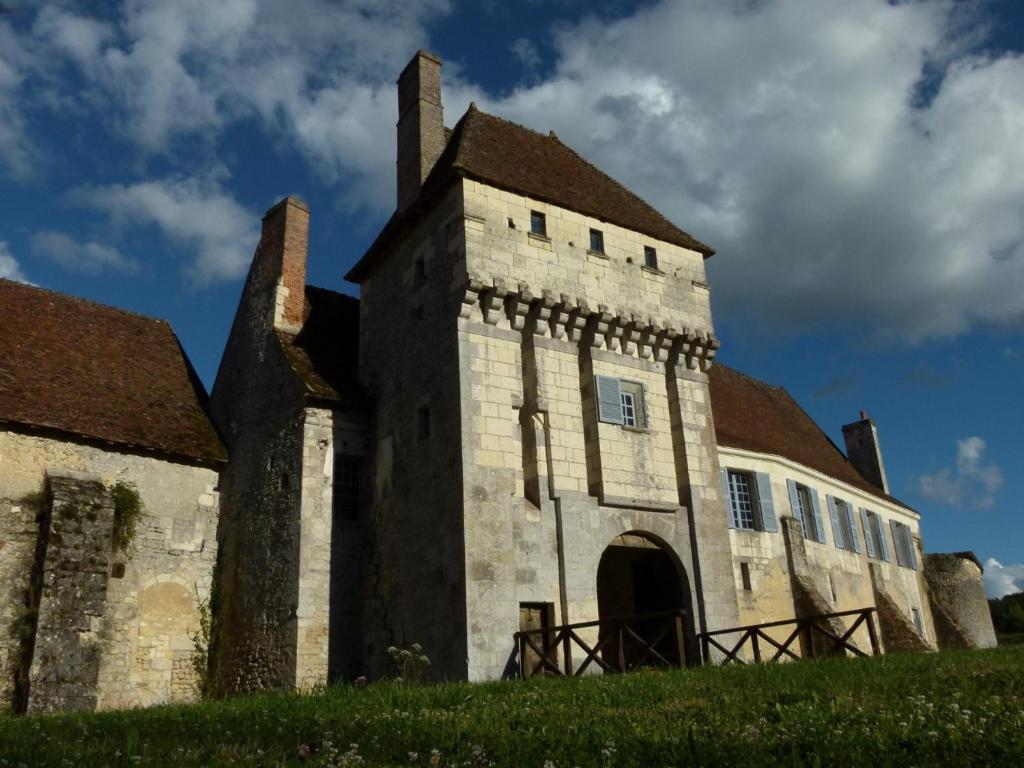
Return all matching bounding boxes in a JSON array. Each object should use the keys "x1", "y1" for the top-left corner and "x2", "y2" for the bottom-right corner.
[{"x1": 2, "y1": 646, "x2": 1022, "y2": 767}]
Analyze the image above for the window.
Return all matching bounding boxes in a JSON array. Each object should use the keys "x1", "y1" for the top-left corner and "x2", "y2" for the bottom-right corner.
[
  {"x1": 740, "y1": 562, "x2": 752, "y2": 591},
  {"x1": 890, "y1": 520, "x2": 918, "y2": 570},
  {"x1": 589, "y1": 228, "x2": 604, "y2": 253},
  {"x1": 827, "y1": 495, "x2": 861, "y2": 553},
  {"x1": 594, "y1": 375, "x2": 646, "y2": 429},
  {"x1": 530, "y1": 210, "x2": 547, "y2": 237},
  {"x1": 723, "y1": 469, "x2": 778, "y2": 532},
  {"x1": 860, "y1": 509, "x2": 891, "y2": 562},
  {"x1": 644, "y1": 246, "x2": 658, "y2": 269},
  {"x1": 333, "y1": 455, "x2": 365, "y2": 521},
  {"x1": 787, "y1": 480, "x2": 826, "y2": 543},
  {"x1": 912, "y1": 607, "x2": 925, "y2": 637}
]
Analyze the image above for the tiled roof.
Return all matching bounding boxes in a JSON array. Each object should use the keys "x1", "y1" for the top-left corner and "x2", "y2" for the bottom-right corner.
[
  {"x1": 708, "y1": 364, "x2": 914, "y2": 512},
  {"x1": 0, "y1": 279, "x2": 226, "y2": 465},
  {"x1": 276, "y1": 286, "x2": 363, "y2": 406},
  {"x1": 347, "y1": 105, "x2": 712, "y2": 281}
]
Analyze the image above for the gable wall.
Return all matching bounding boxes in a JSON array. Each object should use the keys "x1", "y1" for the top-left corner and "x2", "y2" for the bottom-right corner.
[{"x1": 0, "y1": 428, "x2": 219, "y2": 711}]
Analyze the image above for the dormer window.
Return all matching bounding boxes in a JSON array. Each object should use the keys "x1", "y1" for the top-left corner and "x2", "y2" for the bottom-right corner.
[
  {"x1": 589, "y1": 228, "x2": 604, "y2": 253},
  {"x1": 530, "y1": 211, "x2": 547, "y2": 237},
  {"x1": 644, "y1": 246, "x2": 658, "y2": 269}
]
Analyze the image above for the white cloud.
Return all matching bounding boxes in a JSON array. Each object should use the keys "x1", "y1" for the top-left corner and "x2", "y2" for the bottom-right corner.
[
  {"x1": 984, "y1": 558, "x2": 1024, "y2": 599},
  {"x1": 0, "y1": 240, "x2": 30, "y2": 282},
  {"x1": 918, "y1": 436, "x2": 1004, "y2": 509},
  {"x1": 70, "y1": 171, "x2": 258, "y2": 285},
  {"x1": 30, "y1": 230, "x2": 138, "y2": 274},
  {"x1": 0, "y1": 18, "x2": 40, "y2": 176},
  {"x1": 470, "y1": 0, "x2": 1024, "y2": 341},
  {"x1": 29, "y1": 0, "x2": 449, "y2": 210}
]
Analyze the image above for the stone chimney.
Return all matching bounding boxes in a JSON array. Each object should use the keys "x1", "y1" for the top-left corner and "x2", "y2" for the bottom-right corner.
[
  {"x1": 842, "y1": 411, "x2": 889, "y2": 493},
  {"x1": 396, "y1": 50, "x2": 445, "y2": 212},
  {"x1": 259, "y1": 196, "x2": 309, "y2": 333}
]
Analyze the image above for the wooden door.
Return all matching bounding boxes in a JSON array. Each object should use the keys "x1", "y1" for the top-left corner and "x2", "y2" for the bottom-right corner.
[{"x1": 519, "y1": 603, "x2": 553, "y2": 677}]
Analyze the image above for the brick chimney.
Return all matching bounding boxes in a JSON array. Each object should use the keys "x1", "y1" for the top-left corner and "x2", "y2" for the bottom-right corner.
[
  {"x1": 259, "y1": 196, "x2": 309, "y2": 333},
  {"x1": 396, "y1": 50, "x2": 445, "y2": 212},
  {"x1": 842, "y1": 411, "x2": 889, "y2": 493}
]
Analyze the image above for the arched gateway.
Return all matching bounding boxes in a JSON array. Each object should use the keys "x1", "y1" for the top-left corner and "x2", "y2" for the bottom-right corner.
[{"x1": 596, "y1": 532, "x2": 697, "y2": 668}]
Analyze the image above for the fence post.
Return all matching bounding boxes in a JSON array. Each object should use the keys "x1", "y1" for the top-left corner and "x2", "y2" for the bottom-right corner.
[
  {"x1": 751, "y1": 630, "x2": 761, "y2": 663},
  {"x1": 563, "y1": 630, "x2": 574, "y2": 677},
  {"x1": 866, "y1": 609, "x2": 881, "y2": 656},
  {"x1": 674, "y1": 614, "x2": 686, "y2": 669}
]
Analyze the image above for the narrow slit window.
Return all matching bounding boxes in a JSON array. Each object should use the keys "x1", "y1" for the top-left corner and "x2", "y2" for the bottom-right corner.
[
  {"x1": 740, "y1": 562, "x2": 752, "y2": 591},
  {"x1": 644, "y1": 246, "x2": 658, "y2": 269},
  {"x1": 530, "y1": 211, "x2": 546, "y2": 237},
  {"x1": 589, "y1": 228, "x2": 604, "y2": 253}
]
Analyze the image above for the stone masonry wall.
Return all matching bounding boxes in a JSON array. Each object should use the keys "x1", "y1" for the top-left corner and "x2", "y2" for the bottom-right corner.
[
  {"x1": 0, "y1": 428, "x2": 219, "y2": 712},
  {"x1": 27, "y1": 474, "x2": 115, "y2": 713},
  {"x1": 357, "y1": 183, "x2": 469, "y2": 680},
  {"x1": 456, "y1": 178, "x2": 739, "y2": 678},
  {"x1": 923, "y1": 553, "x2": 997, "y2": 649}
]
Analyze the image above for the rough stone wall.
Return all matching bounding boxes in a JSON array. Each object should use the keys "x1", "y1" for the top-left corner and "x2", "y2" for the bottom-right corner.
[
  {"x1": 720, "y1": 449, "x2": 935, "y2": 657},
  {"x1": 358, "y1": 183, "x2": 469, "y2": 680},
  {"x1": 208, "y1": 254, "x2": 313, "y2": 694},
  {"x1": 872, "y1": 582, "x2": 934, "y2": 653},
  {"x1": 923, "y1": 553, "x2": 997, "y2": 649},
  {"x1": 456, "y1": 178, "x2": 739, "y2": 678},
  {"x1": 27, "y1": 474, "x2": 114, "y2": 713},
  {"x1": 0, "y1": 429, "x2": 219, "y2": 712}
]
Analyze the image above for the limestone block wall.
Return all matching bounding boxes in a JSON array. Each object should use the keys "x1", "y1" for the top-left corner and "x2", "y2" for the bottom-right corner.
[
  {"x1": 0, "y1": 428, "x2": 219, "y2": 711},
  {"x1": 719, "y1": 446, "x2": 934, "y2": 655},
  {"x1": 923, "y1": 553, "x2": 997, "y2": 649},
  {"x1": 357, "y1": 184, "x2": 470, "y2": 680},
  {"x1": 456, "y1": 178, "x2": 739, "y2": 678}
]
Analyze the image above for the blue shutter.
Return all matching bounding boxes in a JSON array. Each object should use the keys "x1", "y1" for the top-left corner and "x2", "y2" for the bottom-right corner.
[
  {"x1": 809, "y1": 488, "x2": 827, "y2": 544},
  {"x1": 786, "y1": 480, "x2": 803, "y2": 536},
  {"x1": 890, "y1": 519, "x2": 907, "y2": 567},
  {"x1": 595, "y1": 375, "x2": 623, "y2": 424},
  {"x1": 827, "y1": 495, "x2": 845, "y2": 550},
  {"x1": 755, "y1": 473, "x2": 777, "y2": 532},
  {"x1": 859, "y1": 508, "x2": 876, "y2": 559},
  {"x1": 904, "y1": 525, "x2": 918, "y2": 571},
  {"x1": 844, "y1": 503, "x2": 861, "y2": 554},
  {"x1": 877, "y1": 516, "x2": 892, "y2": 562},
  {"x1": 721, "y1": 469, "x2": 735, "y2": 528}
]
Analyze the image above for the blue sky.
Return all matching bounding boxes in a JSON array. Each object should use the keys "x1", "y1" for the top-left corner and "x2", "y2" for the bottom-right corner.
[{"x1": 1, "y1": 0, "x2": 1021, "y2": 596}]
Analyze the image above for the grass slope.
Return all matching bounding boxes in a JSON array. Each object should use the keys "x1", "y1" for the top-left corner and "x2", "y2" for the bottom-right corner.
[{"x1": 2, "y1": 646, "x2": 1023, "y2": 767}]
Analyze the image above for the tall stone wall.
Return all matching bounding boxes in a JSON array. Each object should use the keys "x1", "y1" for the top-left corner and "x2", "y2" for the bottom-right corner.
[
  {"x1": 923, "y1": 553, "x2": 997, "y2": 649},
  {"x1": 455, "y1": 178, "x2": 739, "y2": 678},
  {"x1": 357, "y1": 183, "x2": 470, "y2": 680},
  {"x1": 0, "y1": 429, "x2": 220, "y2": 712}
]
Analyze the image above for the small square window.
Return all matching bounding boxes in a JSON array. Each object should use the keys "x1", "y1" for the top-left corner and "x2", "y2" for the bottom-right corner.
[
  {"x1": 530, "y1": 211, "x2": 547, "y2": 237},
  {"x1": 644, "y1": 246, "x2": 658, "y2": 269},
  {"x1": 589, "y1": 228, "x2": 604, "y2": 253},
  {"x1": 417, "y1": 406, "x2": 431, "y2": 441},
  {"x1": 594, "y1": 376, "x2": 646, "y2": 429}
]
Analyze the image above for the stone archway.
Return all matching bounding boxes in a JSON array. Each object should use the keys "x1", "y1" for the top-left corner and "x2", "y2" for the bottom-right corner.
[{"x1": 596, "y1": 532, "x2": 696, "y2": 668}]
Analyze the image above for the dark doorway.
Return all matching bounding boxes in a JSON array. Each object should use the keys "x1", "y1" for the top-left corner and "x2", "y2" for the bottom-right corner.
[
  {"x1": 596, "y1": 533, "x2": 695, "y2": 668},
  {"x1": 518, "y1": 602, "x2": 555, "y2": 677}
]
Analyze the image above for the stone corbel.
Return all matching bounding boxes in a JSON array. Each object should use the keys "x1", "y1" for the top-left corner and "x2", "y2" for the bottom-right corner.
[
  {"x1": 621, "y1": 321, "x2": 641, "y2": 357},
  {"x1": 700, "y1": 335, "x2": 721, "y2": 371},
  {"x1": 548, "y1": 294, "x2": 569, "y2": 340},
  {"x1": 506, "y1": 286, "x2": 534, "y2": 332},
  {"x1": 604, "y1": 311, "x2": 624, "y2": 353},
  {"x1": 459, "y1": 280, "x2": 484, "y2": 319},
  {"x1": 589, "y1": 305, "x2": 613, "y2": 349},
  {"x1": 638, "y1": 323, "x2": 660, "y2": 360},
  {"x1": 528, "y1": 290, "x2": 556, "y2": 337},
  {"x1": 481, "y1": 280, "x2": 507, "y2": 325},
  {"x1": 565, "y1": 298, "x2": 590, "y2": 344}
]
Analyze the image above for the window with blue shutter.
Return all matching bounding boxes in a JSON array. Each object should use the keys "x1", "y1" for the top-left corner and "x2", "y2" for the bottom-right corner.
[
  {"x1": 842, "y1": 502, "x2": 861, "y2": 553},
  {"x1": 594, "y1": 375, "x2": 624, "y2": 425},
  {"x1": 755, "y1": 473, "x2": 777, "y2": 532},
  {"x1": 721, "y1": 469, "x2": 735, "y2": 528},
  {"x1": 876, "y1": 515, "x2": 892, "y2": 562},
  {"x1": 890, "y1": 519, "x2": 908, "y2": 567},
  {"x1": 904, "y1": 525, "x2": 918, "y2": 570},
  {"x1": 827, "y1": 495, "x2": 845, "y2": 550},
  {"x1": 808, "y1": 488, "x2": 828, "y2": 544},
  {"x1": 859, "y1": 508, "x2": 877, "y2": 559},
  {"x1": 786, "y1": 480, "x2": 804, "y2": 535}
]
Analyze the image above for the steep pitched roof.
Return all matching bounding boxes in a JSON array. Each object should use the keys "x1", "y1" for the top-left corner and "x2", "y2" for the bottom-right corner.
[
  {"x1": 347, "y1": 105, "x2": 712, "y2": 281},
  {"x1": 0, "y1": 279, "x2": 226, "y2": 465},
  {"x1": 276, "y1": 286, "x2": 363, "y2": 406},
  {"x1": 708, "y1": 364, "x2": 914, "y2": 512}
]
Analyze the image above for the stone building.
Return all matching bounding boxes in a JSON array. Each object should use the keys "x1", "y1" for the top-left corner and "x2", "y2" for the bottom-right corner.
[
  {"x1": 0, "y1": 279, "x2": 225, "y2": 712},
  {"x1": 208, "y1": 50, "x2": 994, "y2": 691}
]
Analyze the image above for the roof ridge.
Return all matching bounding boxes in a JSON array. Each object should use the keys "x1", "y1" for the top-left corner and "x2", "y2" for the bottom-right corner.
[{"x1": 0, "y1": 278, "x2": 171, "y2": 326}]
